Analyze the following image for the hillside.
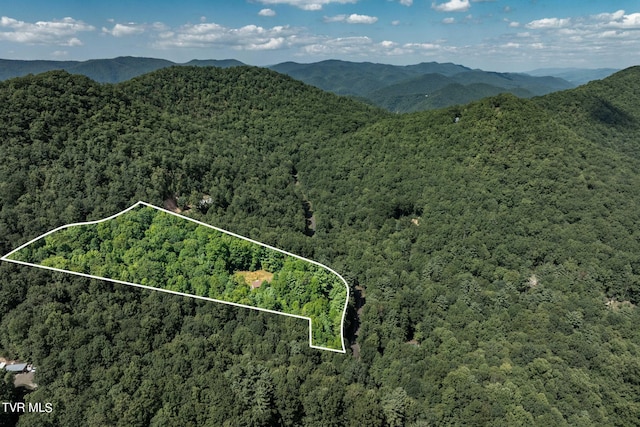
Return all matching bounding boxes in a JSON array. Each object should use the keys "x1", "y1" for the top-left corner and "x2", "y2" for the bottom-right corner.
[
  {"x1": 269, "y1": 59, "x2": 574, "y2": 112},
  {"x1": 366, "y1": 73, "x2": 534, "y2": 112},
  {"x1": 2, "y1": 66, "x2": 640, "y2": 425},
  {"x1": 534, "y1": 66, "x2": 640, "y2": 157}
]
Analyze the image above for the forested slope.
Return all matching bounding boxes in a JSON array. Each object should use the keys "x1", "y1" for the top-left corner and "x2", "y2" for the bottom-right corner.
[{"x1": 1, "y1": 66, "x2": 640, "y2": 426}]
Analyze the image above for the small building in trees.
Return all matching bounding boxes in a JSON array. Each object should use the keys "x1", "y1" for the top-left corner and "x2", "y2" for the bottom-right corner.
[{"x1": 4, "y1": 363, "x2": 28, "y2": 373}]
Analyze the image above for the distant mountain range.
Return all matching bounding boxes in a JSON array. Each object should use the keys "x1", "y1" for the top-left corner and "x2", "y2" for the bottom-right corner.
[
  {"x1": 525, "y1": 67, "x2": 619, "y2": 86},
  {"x1": 0, "y1": 56, "x2": 245, "y2": 84},
  {"x1": 0, "y1": 56, "x2": 619, "y2": 112},
  {"x1": 269, "y1": 60, "x2": 582, "y2": 112}
]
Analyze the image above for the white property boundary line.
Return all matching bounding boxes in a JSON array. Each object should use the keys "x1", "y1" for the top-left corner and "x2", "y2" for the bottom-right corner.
[{"x1": 1, "y1": 201, "x2": 349, "y2": 353}]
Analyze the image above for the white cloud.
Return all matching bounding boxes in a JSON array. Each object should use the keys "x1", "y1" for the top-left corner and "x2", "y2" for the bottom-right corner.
[
  {"x1": 102, "y1": 23, "x2": 146, "y2": 37},
  {"x1": 102, "y1": 21, "x2": 169, "y2": 37},
  {"x1": 442, "y1": 17, "x2": 455, "y2": 24},
  {"x1": 509, "y1": 21, "x2": 520, "y2": 28},
  {"x1": 398, "y1": 0, "x2": 413, "y2": 6},
  {"x1": 154, "y1": 22, "x2": 304, "y2": 51},
  {"x1": 301, "y1": 36, "x2": 420, "y2": 56},
  {"x1": 152, "y1": 22, "x2": 169, "y2": 31},
  {"x1": 594, "y1": 10, "x2": 625, "y2": 22},
  {"x1": 324, "y1": 15, "x2": 345, "y2": 23},
  {"x1": 403, "y1": 42, "x2": 441, "y2": 50},
  {"x1": 324, "y1": 14, "x2": 378, "y2": 24},
  {"x1": 611, "y1": 12, "x2": 640, "y2": 29},
  {"x1": 391, "y1": 20, "x2": 401, "y2": 26},
  {"x1": 256, "y1": 0, "x2": 357, "y2": 11},
  {"x1": 431, "y1": 0, "x2": 470, "y2": 13},
  {"x1": 523, "y1": 10, "x2": 640, "y2": 40},
  {"x1": 301, "y1": 36, "x2": 372, "y2": 54},
  {"x1": 525, "y1": 17, "x2": 571, "y2": 29},
  {"x1": 51, "y1": 50, "x2": 68, "y2": 57},
  {"x1": 0, "y1": 16, "x2": 94, "y2": 45},
  {"x1": 259, "y1": 9, "x2": 277, "y2": 17}
]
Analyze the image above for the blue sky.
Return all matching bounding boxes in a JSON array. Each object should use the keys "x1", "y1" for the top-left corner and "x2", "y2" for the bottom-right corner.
[{"x1": 1, "y1": 0, "x2": 639, "y2": 71}]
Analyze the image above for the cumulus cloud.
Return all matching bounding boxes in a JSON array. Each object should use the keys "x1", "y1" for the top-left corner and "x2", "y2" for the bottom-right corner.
[
  {"x1": 431, "y1": 0, "x2": 470, "y2": 13},
  {"x1": 482, "y1": 9, "x2": 640, "y2": 68},
  {"x1": 0, "y1": 16, "x2": 94, "y2": 45},
  {"x1": 610, "y1": 12, "x2": 640, "y2": 29},
  {"x1": 398, "y1": 0, "x2": 413, "y2": 6},
  {"x1": 301, "y1": 36, "x2": 431, "y2": 56},
  {"x1": 259, "y1": 9, "x2": 277, "y2": 17},
  {"x1": 324, "y1": 14, "x2": 378, "y2": 24},
  {"x1": 255, "y1": 0, "x2": 357, "y2": 11},
  {"x1": 594, "y1": 10, "x2": 625, "y2": 22},
  {"x1": 524, "y1": 10, "x2": 640, "y2": 35},
  {"x1": 102, "y1": 21, "x2": 169, "y2": 37},
  {"x1": 525, "y1": 17, "x2": 571, "y2": 29},
  {"x1": 153, "y1": 22, "x2": 304, "y2": 51},
  {"x1": 403, "y1": 42, "x2": 442, "y2": 50},
  {"x1": 442, "y1": 17, "x2": 455, "y2": 24},
  {"x1": 102, "y1": 23, "x2": 146, "y2": 37}
]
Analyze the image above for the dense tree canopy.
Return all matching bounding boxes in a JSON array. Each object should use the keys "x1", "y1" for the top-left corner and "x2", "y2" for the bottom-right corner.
[
  {"x1": 2, "y1": 65, "x2": 640, "y2": 425},
  {"x1": 8, "y1": 204, "x2": 347, "y2": 351}
]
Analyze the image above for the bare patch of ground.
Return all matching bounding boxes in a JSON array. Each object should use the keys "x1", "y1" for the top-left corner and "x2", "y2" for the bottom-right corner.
[
  {"x1": 235, "y1": 270, "x2": 274, "y2": 289},
  {"x1": 14, "y1": 372, "x2": 37, "y2": 390},
  {"x1": 606, "y1": 298, "x2": 635, "y2": 311},
  {"x1": 163, "y1": 197, "x2": 181, "y2": 213}
]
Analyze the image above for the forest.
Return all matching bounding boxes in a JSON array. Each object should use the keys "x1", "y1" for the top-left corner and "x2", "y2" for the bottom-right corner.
[
  {"x1": 1, "y1": 64, "x2": 640, "y2": 425},
  {"x1": 6, "y1": 204, "x2": 347, "y2": 351}
]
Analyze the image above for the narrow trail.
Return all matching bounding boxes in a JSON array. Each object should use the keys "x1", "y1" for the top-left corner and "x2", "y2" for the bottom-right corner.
[
  {"x1": 292, "y1": 171, "x2": 316, "y2": 237},
  {"x1": 350, "y1": 285, "x2": 366, "y2": 359}
]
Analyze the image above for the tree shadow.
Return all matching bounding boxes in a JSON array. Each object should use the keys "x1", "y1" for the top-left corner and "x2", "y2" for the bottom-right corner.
[{"x1": 589, "y1": 98, "x2": 635, "y2": 128}]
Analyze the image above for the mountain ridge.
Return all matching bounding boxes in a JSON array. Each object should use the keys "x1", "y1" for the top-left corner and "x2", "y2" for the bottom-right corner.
[{"x1": 0, "y1": 56, "x2": 580, "y2": 112}]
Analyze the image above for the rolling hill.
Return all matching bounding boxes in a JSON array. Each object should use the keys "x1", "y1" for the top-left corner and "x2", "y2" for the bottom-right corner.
[{"x1": 1, "y1": 65, "x2": 640, "y2": 425}]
